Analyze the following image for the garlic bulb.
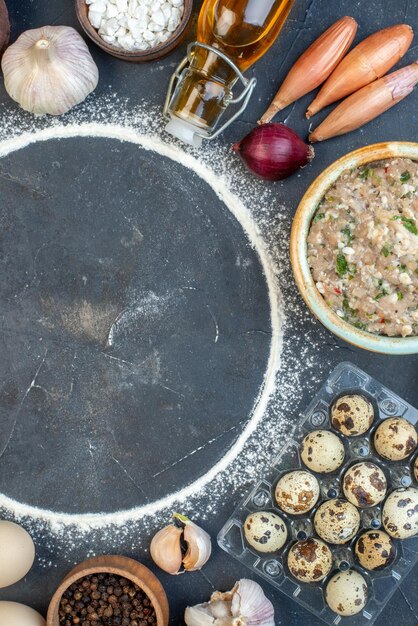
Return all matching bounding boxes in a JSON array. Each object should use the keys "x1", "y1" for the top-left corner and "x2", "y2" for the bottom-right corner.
[
  {"x1": 185, "y1": 579, "x2": 275, "y2": 626},
  {"x1": 150, "y1": 513, "x2": 212, "y2": 575},
  {"x1": 1, "y1": 26, "x2": 99, "y2": 115}
]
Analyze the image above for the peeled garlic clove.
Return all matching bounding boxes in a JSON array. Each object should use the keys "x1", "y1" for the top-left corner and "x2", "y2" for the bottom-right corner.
[
  {"x1": 231, "y1": 579, "x2": 275, "y2": 625},
  {"x1": 1, "y1": 25, "x2": 99, "y2": 116},
  {"x1": 150, "y1": 524, "x2": 183, "y2": 575},
  {"x1": 176, "y1": 513, "x2": 212, "y2": 572},
  {"x1": 184, "y1": 604, "x2": 230, "y2": 626}
]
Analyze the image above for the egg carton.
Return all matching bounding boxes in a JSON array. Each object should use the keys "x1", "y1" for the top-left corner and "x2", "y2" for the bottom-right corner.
[{"x1": 218, "y1": 362, "x2": 418, "y2": 626}]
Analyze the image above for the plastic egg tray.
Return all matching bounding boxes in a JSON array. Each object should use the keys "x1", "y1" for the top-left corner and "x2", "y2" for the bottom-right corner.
[{"x1": 218, "y1": 362, "x2": 418, "y2": 625}]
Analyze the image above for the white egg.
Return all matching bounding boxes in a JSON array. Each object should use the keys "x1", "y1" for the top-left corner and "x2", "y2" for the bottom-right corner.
[
  {"x1": 0, "y1": 602, "x2": 45, "y2": 626},
  {"x1": 0, "y1": 521, "x2": 35, "y2": 588}
]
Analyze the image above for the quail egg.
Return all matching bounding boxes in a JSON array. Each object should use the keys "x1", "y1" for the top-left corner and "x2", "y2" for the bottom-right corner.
[
  {"x1": 355, "y1": 530, "x2": 396, "y2": 571},
  {"x1": 374, "y1": 417, "x2": 417, "y2": 461},
  {"x1": 325, "y1": 570, "x2": 368, "y2": 616},
  {"x1": 414, "y1": 456, "x2": 418, "y2": 482},
  {"x1": 244, "y1": 511, "x2": 287, "y2": 553},
  {"x1": 314, "y1": 499, "x2": 360, "y2": 544},
  {"x1": 301, "y1": 430, "x2": 345, "y2": 473},
  {"x1": 331, "y1": 394, "x2": 374, "y2": 437},
  {"x1": 275, "y1": 471, "x2": 320, "y2": 515},
  {"x1": 287, "y1": 538, "x2": 333, "y2": 583},
  {"x1": 382, "y1": 487, "x2": 418, "y2": 539},
  {"x1": 343, "y1": 462, "x2": 387, "y2": 508}
]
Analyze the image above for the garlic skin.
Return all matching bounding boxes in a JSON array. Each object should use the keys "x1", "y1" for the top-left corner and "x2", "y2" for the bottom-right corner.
[
  {"x1": 150, "y1": 524, "x2": 183, "y2": 575},
  {"x1": 150, "y1": 513, "x2": 212, "y2": 575},
  {"x1": 1, "y1": 26, "x2": 99, "y2": 116},
  {"x1": 185, "y1": 579, "x2": 275, "y2": 626},
  {"x1": 180, "y1": 514, "x2": 212, "y2": 572}
]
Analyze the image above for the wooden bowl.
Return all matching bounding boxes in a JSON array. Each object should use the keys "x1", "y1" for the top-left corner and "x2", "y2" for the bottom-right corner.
[
  {"x1": 47, "y1": 555, "x2": 169, "y2": 625},
  {"x1": 75, "y1": 0, "x2": 193, "y2": 62},
  {"x1": 290, "y1": 141, "x2": 418, "y2": 355}
]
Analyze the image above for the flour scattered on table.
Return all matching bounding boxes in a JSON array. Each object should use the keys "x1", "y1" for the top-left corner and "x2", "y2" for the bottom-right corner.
[{"x1": 0, "y1": 96, "x2": 333, "y2": 557}]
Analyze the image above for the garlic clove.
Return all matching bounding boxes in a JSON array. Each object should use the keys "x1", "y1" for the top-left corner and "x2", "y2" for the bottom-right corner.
[
  {"x1": 231, "y1": 579, "x2": 275, "y2": 626},
  {"x1": 1, "y1": 26, "x2": 99, "y2": 116},
  {"x1": 185, "y1": 580, "x2": 274, "y2": 626},
  {"x1": 176, "y1": 513, "x2": 212, "y2": 572},
  {"x1": 150, "y1": 524, "x2": 183, "y2": 575}
]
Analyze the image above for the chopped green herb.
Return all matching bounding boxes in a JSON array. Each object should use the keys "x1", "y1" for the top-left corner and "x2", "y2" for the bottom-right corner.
[
  {"x1": 314, "y1": 212, "x2": 325, "y2": 223},
  {"x1": 415, "y1": 268, "x2": 418, "y2": 276},
  {"x1": 341, "y1": 225, "x2": 353, "y2": 245},
  {"x1": 397, "y1": 291, "x2": 404, "y2": 301},
  {"x1": 381, "y1": 245, "x2": 391, "y2": 257},
  {"x1": 336, "y1": 254, "x2": 348, "y2": 277},
  {"x1": 400, "y1": 171, "x2": 411, "y2": 183},
  {"x1": 354, "y1": 322, "x2": 367, "y2": 331},
  {"x1": 374, "y1": 291, "x2": 388, "y2": 301},
  {"x1": 391, "y1": 215, "x2": 417, "y2": 235},
  {"x1": 400, "y1": 264, "x2": 407, "y2": 272},
  {"x1": 359, "y1": 167, "x2": 370, "y2": 180}
]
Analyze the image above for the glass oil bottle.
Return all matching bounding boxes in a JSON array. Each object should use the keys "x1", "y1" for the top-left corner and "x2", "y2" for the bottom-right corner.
[{"x1": 164, "y1": 0, "x2": 296, "y2": 146}]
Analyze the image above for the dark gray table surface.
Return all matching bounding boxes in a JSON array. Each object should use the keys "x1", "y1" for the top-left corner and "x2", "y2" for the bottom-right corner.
[{"x1": 0, "y1": 0, "x2": 417, "y2": 625}]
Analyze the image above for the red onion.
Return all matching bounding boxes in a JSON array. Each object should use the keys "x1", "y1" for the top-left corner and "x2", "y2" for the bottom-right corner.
[{"x1": 232, "y1": 123, "x2": 314, "y2": 181}]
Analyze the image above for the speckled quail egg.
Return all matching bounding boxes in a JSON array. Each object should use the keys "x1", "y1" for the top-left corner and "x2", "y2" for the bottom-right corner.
[
  {"x1": 301, "y1": 430, "x2": 345, "y2": 473},
  {"x1": 331, "y1": 394, "x2": 374, "y2": 437},
  {"x1": 374, "y1": 417, "x2": 417, "y2": 461},
  {"x1": 414, "y1": 456, "x2": 418, "y2": 482},
  {"x1": 275, "y1": 470, "x2": 320, "y2": 515},
  {"x1": 355, "y1": 530, "x2": 396, "y2": 571},
  {"x1": 314, "y1": 499, "x2": 360, "y2": 544},
  {"x1": 244, "y1": 511, "x2": 288, "y2": 553},
  {"x1": 343, "y1": 462, "x2": 387, "y2": 508},
  {"x1": 287, "y1": 538, "x2": 333, "y2": 583},
  {"x1": 325, "y1": 570, "x2": 368, "y2": 616},
  {"x1": 382, "y1": 487, "x2": 418, "y2": 539}
]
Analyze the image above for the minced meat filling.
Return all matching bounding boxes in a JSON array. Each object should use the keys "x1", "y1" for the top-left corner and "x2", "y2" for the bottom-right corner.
[{"x1": 308, "y1": 157, "x2": 418, "y2": 337}]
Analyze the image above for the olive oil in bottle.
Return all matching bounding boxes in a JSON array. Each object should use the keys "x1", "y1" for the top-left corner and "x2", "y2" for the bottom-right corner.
[{"x1": 165, "y1": 0, "x2": 295, "y2": 146}]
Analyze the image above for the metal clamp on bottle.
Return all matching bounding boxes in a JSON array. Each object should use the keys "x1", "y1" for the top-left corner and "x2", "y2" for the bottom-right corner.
[{"x1": 164, "y1": 42, "x2": 257, "y2": 146}]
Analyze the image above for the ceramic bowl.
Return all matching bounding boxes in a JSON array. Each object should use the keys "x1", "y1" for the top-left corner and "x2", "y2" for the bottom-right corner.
[
  {"x1": 75, "y1": 0, "x2": 193, "y2": 62},
  {"x1": 47, "y1": 555, "x2": 169, "y2": 625},
  {"x1": 290, "y1": 141, "x2": 418, "y2": 355}
]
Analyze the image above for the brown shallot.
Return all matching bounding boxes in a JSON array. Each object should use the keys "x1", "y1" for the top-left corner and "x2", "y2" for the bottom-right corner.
[
  {"x1": 309, "y1": 61, "x2": 418, "y2": 143},
  {"x1": 307, "y1": 24, "x2": 414, "y2": 118},
  {"x1": 259, "y1": 16, "x2": 357, "y2": 124}
]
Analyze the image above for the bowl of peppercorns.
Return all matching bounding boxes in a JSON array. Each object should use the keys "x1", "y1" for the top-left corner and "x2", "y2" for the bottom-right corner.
[{"x1": 47, "y1": 555, "x2": 169, "y2": 626}]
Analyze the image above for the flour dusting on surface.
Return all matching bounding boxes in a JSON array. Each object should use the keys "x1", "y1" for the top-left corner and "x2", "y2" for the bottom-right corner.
[{"x1": 0, "y1": 96, "x2": 332, "y2": 558}]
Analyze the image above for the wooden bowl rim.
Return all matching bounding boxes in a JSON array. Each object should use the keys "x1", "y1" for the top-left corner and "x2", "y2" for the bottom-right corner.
[
  {"x1": 75, "y1": 0, "x2": 193, "y2": 61},
  {"x1": 290, "y1": 141, "x2": 418, "y2": 355},
  {"x1": 46, "y1": 555, "x2": 169, "y2": 626}
]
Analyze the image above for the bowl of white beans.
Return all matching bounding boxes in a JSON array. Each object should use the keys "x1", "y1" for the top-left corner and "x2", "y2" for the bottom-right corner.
[{"x1": 76, "y1": 0, "x2": 193, "y2": 61}]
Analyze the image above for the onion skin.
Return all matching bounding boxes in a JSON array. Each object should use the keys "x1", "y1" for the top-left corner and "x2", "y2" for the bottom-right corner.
[
  {"x1": 233, "y1": 124, "x2": 314, "y2": 181},
  {"x1": 307, "y1": 24, "x2": 414, "y2": 118},
  {"x1": 309, "y1": 61, "x2": 418, "y2": 142},
  {"x1": 259, "y1": 16, "x2": 357, "y2": 124}
]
